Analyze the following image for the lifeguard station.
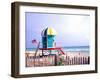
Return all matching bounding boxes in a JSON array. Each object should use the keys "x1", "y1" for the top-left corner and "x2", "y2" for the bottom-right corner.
[{"x1": 34, "y1": 27, "x2": 65, "y2": 56}]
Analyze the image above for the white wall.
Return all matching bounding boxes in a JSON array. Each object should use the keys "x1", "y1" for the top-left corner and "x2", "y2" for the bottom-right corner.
[{"x1": 0, "y1": 0, "x2": 100, "y2": 80}]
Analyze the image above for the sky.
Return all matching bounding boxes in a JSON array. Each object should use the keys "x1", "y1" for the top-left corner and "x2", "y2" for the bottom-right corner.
[{"x1": 25, "y1": 12, "x2": 90, "y2": 49}]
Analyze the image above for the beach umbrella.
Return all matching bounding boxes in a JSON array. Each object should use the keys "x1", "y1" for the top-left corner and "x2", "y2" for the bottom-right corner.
[{"x1": 41, "y1": 27, "x2": 57, "y2": 37}]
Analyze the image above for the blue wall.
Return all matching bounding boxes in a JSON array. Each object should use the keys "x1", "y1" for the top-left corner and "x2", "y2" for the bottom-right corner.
[{"x1": 42, "y1": 35, "x2": 55, "y2": 48}]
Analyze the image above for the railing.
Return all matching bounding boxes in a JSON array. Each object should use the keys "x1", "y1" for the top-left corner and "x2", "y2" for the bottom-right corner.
[
  {"x1": 56, "y1": 55, "x2": 90, "y2": 65},
  {"x1": 26, "y1": 54, "x2": 56, "y2": 67},
  {"x1": 26, "y1": 53, "x2": 90, "y2": 67}
]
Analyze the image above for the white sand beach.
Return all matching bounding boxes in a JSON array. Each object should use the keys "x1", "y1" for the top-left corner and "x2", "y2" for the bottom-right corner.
[
  {"x1": 25, "y1": 50, "x2": 90, "y2": 67},
  {"x1": 25, "y1": 50, "x2": 89, "y2": 58}
]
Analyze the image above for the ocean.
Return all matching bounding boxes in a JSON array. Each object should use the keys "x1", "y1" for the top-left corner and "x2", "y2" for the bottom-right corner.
[{"x1": 26, "y1": 46, "x2": 89, "y2": 53}]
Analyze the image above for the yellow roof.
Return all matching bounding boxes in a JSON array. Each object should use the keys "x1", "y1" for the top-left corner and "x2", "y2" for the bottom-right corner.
[{"x1": 47, "y1": 27, "x2": 57, "y2": 35}]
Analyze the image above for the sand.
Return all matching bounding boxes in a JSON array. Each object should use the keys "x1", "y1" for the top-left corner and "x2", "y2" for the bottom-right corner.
[{"x1": 25, "y1": 50, "x2": 89, "y2": 57}]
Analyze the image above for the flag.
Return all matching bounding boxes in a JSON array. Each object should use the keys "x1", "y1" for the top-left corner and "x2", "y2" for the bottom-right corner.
[{"x1": 32, "y1": 39, "x2": 37, "y2": 44}]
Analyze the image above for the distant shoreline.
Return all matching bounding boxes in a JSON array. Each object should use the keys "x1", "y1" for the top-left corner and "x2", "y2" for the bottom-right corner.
[
  {"x1": 26, "y1": 46, "x2": 89, "y2": 50},
  {"x1": 26, "y1": 46, "x2": 90, "y2": 53}
]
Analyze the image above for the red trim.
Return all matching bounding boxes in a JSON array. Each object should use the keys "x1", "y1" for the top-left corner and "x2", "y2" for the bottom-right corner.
[
  {"x1": 39, "y1": 47, "x2": 65, "y2": 55},
  {"x1": 39, "y1": 47, "x2": 61, "y2": 50}
]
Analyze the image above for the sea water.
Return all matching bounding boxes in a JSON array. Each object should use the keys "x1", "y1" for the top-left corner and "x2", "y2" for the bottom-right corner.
[
  {"x1": 26, "y1": 46, "x2": 89, "y2": 53},
  {"x1": 62, "y1": 46, "x2": 89, "y2": 52}
]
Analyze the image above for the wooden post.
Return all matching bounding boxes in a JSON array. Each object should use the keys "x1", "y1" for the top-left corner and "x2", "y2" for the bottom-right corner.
[
  {"x1": 88, "y1": 56, "x2": 90, "y2": 64},
  {"x1": 55, "y1": 54, "x2": 57, "y2": 66}
]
